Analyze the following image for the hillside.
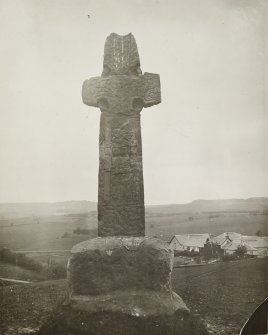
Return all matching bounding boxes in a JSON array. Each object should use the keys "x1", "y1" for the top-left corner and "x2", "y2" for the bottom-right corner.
[
  {"x1": 0, "y1": 198, "x2": 267, "y2": 252},
  {"x1": 146, "y1": 197, "x2": 268, "y2": 214},
  {"x1": 0, "y1": 201, "x2": 97, "y2": 220},
  {"x1": 1, "y1": 198, "x2": 267, "y2": 222},
  {"x1": 145, "y1": 198, "x2": 268, "y2": 240}
]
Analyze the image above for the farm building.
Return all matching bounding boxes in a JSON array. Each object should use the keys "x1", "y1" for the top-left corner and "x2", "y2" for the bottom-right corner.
[
  {"x1": 170, "y1": 232, "x2": 268, "y2": 257},
  {"x1": 237, "y1": 236, "x2": 268, "y2": 257},
  {"x1": 170, "y1": 234, "x2": 210, "y2": 253},
  {"x1": 212, "y1": 232, "x2": 242, "y2": 246},
  {"x1": 221, "y1": 236, "x2": 268, "y2": 257},
  {"x1": 220, "y1": 240, "x2": 245, "y2": 255}
]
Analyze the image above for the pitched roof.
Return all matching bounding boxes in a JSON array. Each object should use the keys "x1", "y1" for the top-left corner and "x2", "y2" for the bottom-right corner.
[
  {"x1": 214, "y1": 232, "x2": 242, "y2": 241},
  {"x1": 173, "y1": 234, "x2": 210, "y2": 248},
  {"x1": 221, "y1": 241, "x2": 241, "y2": 251},
  {"x1": 222, "y1": 237, "x2": 268, "y2": 251},
  {"x1": 239, "y1": 237, "x2": 268, "y2": 249}
]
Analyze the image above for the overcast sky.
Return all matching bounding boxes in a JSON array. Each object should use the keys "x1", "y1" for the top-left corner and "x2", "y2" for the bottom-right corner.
[{"x1": 0, "y1": 0, "x2": 267, "y2": 204}]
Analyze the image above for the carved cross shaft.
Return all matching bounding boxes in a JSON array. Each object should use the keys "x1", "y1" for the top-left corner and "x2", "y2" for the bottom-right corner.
[{"x1": 82, "y1": 33, "x2": 161, "y2": 236}]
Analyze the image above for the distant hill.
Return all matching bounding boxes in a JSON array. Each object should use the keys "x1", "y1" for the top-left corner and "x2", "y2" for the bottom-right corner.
[
  {"x1": 146, "y1": 198, "x2": 268, "y2": 240},
  {"x1": 146, "y1": 197, "x2": 268, "y2": 214},
  {"x1": 0, "y1": 198, "x2": 267, "y2": 220},
  {"x1": 0, "y1": 201, "x2": 97, "y2": 220}
]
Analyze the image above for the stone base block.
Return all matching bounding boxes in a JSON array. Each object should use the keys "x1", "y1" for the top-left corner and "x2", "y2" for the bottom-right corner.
[
  {"x1": 39, "y1": 237, "x2": 208, "y2": 334},
  {"x1": 67, "y1": 236, "x2": 175, "y2": 299}
]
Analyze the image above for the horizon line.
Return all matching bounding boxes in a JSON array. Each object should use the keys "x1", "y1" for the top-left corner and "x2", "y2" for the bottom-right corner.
[{"x1": 0, "y1": 196, "x2": 267, "y2": 206}]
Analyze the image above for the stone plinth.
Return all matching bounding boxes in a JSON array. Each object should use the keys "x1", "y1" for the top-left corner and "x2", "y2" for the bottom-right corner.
[
  {"x1": 67, "y1": 237, "x2": 187, "y2": 316},
  {"x1": 68, "y1": 237, "x2": 177, "y2": 301},
  {"x1": 39, "y1": 237, "x2": 208, "y2": 335}
]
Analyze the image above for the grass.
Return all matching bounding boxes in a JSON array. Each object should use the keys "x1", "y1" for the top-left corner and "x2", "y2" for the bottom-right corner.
[
  {"x1": 0, "y1": 279, "x2": 68, "y2": 334},
  {"x1": 0, "y1": 262, "x2": 46, "y2": 282},
  {"x1": 0, "y1": 251, "x2": 67, "y2": 282},
  {"x1": 172, "y1": 258, "x2": 268, "y2": 334},
  {"x1": 0, "y1": 213, "x2": 97, "y2": 252}
]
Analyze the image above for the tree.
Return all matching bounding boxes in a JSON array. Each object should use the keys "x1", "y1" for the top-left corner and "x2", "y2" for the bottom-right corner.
[
  {"x1": 234, "y1": 245, "x2": 247, "y2": 258},
  {"x1": 202, "y1": 239, "x2": 222, "y2": 260},
  {"x1": 256, "y1": 229, "x2": 263, "y2": 237},
  {"x1": 202, "y1": 240, "x2": 213, "y2": 260}
]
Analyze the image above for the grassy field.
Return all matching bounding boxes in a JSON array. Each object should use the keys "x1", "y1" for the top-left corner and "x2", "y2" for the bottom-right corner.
[
  {"x1": 172, "y1": 258, "x2": 268, "y2": 334},
  {"x1": 1, "y1": 211, "x2": 267, "y2": 251},
  {"x1": 146, "y1": 211, "x2": 267, "y2": 241},
  {"x1": 0, "y1": 262, "x2": 46, "y2": 282},
  {"x1": 0, "y1": 199, "x2": 267, "y2": 255},
  {"x1": 0, "y1": 212, "x2": 97, "y2": 252}
]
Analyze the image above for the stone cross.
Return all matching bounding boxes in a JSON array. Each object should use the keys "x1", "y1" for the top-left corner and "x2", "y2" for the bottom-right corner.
[
  {"x1": 41, "y1": 33, "x2": 202, "y2": 335},
  {"x1": 82, "y1": 33, "x2": 161, "y2": 236}
]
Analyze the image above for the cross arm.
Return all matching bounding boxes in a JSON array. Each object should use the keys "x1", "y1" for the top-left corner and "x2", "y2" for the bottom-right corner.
[
  {"x1": 82, "y1": 76, "x2": 103, "y2": 108},
  {"x1": 142, "y1": 73, "x2": 161, "y2": 108},
  {"x1": 82, "y1": 73, "x2": 161, "y2": 112}
]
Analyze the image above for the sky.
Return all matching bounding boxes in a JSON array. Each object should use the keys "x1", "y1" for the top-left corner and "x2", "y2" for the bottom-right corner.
[{"x1": 0, "y1": 0, "x2": 267, "y2": 204}]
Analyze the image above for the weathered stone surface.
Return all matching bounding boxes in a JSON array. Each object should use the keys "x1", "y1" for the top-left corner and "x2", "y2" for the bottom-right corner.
[
  {"x1": 68, "y1": 237, "x2": 174, "y2": 297},
  {"x1": 102, "y1": 33, "x2": 141, "y2": 76},
  {"x1": 82, "y1": 73, "x2": 161, "y2": 111},
  {"x1": 82, "y1": 33, "x2": 161, "y2": 236}
]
